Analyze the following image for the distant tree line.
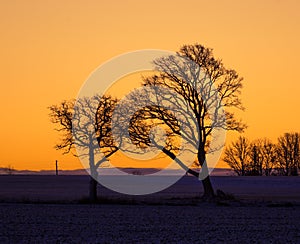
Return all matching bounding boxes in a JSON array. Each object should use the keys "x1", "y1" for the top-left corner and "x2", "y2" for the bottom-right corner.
[
  {"x1": 224, "y1": 132, "x2": 300, "y2": 176},
  {"x1": 0, "y1": 165, "x2": 15, "y2": 175}
]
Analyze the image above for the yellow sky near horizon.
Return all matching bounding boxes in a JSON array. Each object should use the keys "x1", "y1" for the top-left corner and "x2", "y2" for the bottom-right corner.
[{"x1": 0, "y1": 0, "x2": 300, "y2": 170}]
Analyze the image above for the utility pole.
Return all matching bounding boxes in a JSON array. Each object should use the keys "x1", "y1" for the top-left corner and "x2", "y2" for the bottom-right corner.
[{"x1": 55, "y1": 160, "x2": 58, "y2": 176}]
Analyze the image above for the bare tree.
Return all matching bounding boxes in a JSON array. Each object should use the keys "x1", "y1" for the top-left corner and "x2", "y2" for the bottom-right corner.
[
  {"x1": 248, "y1": 139, "x2": 276, "y2": 176},
  {"x1": 277, "y1": 132, "x2": 300, "y2": 176},
  {"x1": 225, "y1": 135, "x2": 300, "y2": 176},
  {"x1": 49, "y1": 95, "x2": 119, "y2": 202},
  {"x1": 248, "y1": 142, "x2": 263, "y2": 176},
  {"x1": 223, "y1": 136, "x2": 251, "y2": 176},
  {"x1": 259, "y1": 138, "x2": 277, "y2": 176},
  {"x1": 122, "y1": 44, "x2": 246, "y2": 199},
  {"x1": 49, "y1": 100, "x2": 74, "y2": 153}
]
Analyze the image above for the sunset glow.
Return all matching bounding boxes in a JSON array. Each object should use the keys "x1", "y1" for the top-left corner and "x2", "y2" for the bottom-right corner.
[{"x1": 1, "y1": 0, "x2": 300, "y2": 170}]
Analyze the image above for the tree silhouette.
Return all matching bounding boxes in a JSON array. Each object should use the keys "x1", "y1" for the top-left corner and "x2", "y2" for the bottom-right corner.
[
  {"x1": 223, "y1": 136, "x2": 251, "y2": 176},
  {"x1": 49, "y1": 95, "x2": 119, "y2": 202},
  {"x1": 277, "y1": 132, "x2": 300, "y2": 176},
  {"x1": 250, "y1": 139, "x2": 277, "y2": 176},
  {"x1": 224, "y1": 135, "x2": 300, "y2": 176},
  {"x1": 248, "y1": 140, "x2": 264, "y2": 176},
  {"x1": 121, "y1": 44, "x2": 245, "y2": 199}
]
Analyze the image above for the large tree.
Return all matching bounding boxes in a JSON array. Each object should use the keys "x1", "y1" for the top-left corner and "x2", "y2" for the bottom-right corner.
[
  {"x1": 120, "y1": 44, "x2": 245, "y2": 199},
  {"x1": 49, "y1": 95, "x2": 119, "y2": 202}
]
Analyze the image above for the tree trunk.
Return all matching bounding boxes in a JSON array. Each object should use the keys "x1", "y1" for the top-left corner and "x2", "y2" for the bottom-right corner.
[
  {"x1": 201, "y1": 175, "x2": 215, "y2": 200},
  {"x1": 199, "y1": 161, "x2": 215, "y2": 200},
  {"x1": 89, "y1": 176, "x2": 98, "y2": 203},
  {"x1": 88, "y1": 144, "x2": 98, "y2": 203},
  {"x1": 161, "y1": 146, "x2": 215, "y2": 200},
  {"x1": 198, "y1": 150, "x2": 215, "y2": 200}
]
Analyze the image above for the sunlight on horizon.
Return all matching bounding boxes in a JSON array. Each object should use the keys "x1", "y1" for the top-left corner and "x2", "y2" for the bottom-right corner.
[{"x1": 0, "y1": 0, "x2": 299, "y2": 170}]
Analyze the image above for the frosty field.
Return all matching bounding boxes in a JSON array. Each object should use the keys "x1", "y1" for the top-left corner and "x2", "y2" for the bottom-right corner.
[{"x1": 0, "y1": 175, "x2": 300, "y2": 243}]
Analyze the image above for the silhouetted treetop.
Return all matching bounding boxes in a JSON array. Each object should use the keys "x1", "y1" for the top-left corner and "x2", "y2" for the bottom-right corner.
[{"x1": 122, "y1": 43, "x2": 246, "y2": 198}]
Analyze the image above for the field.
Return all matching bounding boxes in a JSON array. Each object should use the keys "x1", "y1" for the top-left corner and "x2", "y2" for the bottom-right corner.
[{"x1": 0, "y1": 175, "x2": 300, "y2": 243}]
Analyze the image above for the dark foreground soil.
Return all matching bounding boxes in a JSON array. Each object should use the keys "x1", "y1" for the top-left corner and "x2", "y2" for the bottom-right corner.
[
  {"x1": 0, "y1": 175, "x2": 300, "y2": 243},
  {"x1": 0, "y1": 203, "x2": 300, "y2": 243}
]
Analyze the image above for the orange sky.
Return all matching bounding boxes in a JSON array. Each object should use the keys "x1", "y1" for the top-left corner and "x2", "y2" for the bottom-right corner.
[{"x1": 0, "y1": 0, "x2": 299, "y2": 170}]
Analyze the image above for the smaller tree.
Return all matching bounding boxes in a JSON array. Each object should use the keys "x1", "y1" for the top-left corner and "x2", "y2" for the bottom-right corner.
[
  {"x1": 223, "y1": 136, "x2": 251, "y2": 176},
  {"x1": 49, "y1": 100, "x2": 74, "y2": 153},
  {"x1": 277, "y1": 132, "x2": 300, "y2": 176},
  {"x1": 259, "y1": 138, "x2": 277, "y2": 176},
  {"x1": 248, "y1": 142, "x2": 263, "y2": 176},
  {"x1": 49, "y1": 95, "x2": 119, "y2": 202}
]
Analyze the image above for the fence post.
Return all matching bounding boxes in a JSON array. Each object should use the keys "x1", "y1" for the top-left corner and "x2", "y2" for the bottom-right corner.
[{"x1": 55, "y1": 160, "x2": 58, "y2": 176}]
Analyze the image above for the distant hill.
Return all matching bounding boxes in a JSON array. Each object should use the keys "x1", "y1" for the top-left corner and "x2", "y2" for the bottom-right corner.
[
  {"x1": 0, "y1": 167, "x2": 235, "y2": 176},
  {"x1": 0, "y1": 167, "x2": 88, "y2": 175}
]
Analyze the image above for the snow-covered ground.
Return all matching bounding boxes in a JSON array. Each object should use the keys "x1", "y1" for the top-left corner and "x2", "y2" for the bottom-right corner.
[
  {"x1": 0, "y1": 175, "x2": 299, "y2": 202},
  {"x1": 0, "y1": 175, "x2": 300, "y2": 243},
  {"x1": 0, "y1": 203, "x2": 300, "y2": 243}
]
